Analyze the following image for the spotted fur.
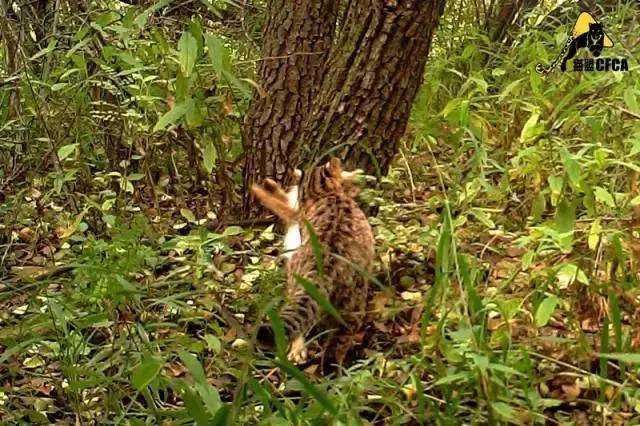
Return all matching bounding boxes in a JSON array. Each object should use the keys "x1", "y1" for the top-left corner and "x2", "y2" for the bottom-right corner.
[{"x1": 252, "y1": 158, "x2": 374, "y2": 362}]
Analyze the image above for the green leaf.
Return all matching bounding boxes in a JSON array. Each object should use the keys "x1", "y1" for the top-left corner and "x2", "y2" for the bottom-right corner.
[
  {"x1": 304, "y1": 221, "x2": 324, "y2": 278},
  {"x1": 153, "y1": 99, "x2": 191, "y2": 132},
  {"x1": 555, "y1": 200, "x2": 575, "y2": 234},
  {"x1": 133, "y1": 0, "x2": 171, "y2": 29},
  {"x1": 131, "y1": 355, "x2": 163, "y2": 391},
  {"x1": 204, "y1": 334, "x2": 221, "y2": 353},
  {"x1": 520, "y1": 110, "x2": 542, "y2": 143},
  {"x1": 433, "y1": 371, "x2": 470, "y2": 386},
  {"x1": 185, "y1": 99, "x2": 204, "y2": 128},
  {"x1": 179, "y1": 351, "x2": 222, "y2": 417},
  {"x1": 268, "y1": 309, "x2": 288, "y2": 358},
  {"x1": 178, "y1": 351, "x2": 206, "y2": 383},
  {"x1": 203, "y1": 140, "x2": 217, "y2": 173},
  {"x1": 593, "y1": 186, "x2": 615, "y2": 207},
  {"x1": 535, "y1": 295, "x2": 559, "y2": 327},
  {"x1": 624, "y1": 90, "x2": 638, "y2": 113},
  {"x1": 205, "y1": 35, "x2": 227, "y2": 77},
  {"x1": 222, "y1": 226, "x2": 243, "y2": 236},
  {"x1": 599, "y1": 353, "x2": 640, "y2": 364},
  {"x1": 556, "y1": 263, "x2": 588, "y2": 288},
  {"x1": 588, "y1": 219, "x2": 601, "y2": 250},
  {"x1": 57, "y1": 143, "x2": 77, "y2": 161},
  {"x1": 293, "y1": 275, "x2": 346, "y2": 327},
  {"x1": 127, "y1": 173, "x2": 145, "y2": 181},
  {"x1": 491, "y1": 402, "x2": 517, "y2": 421},
  {"x1": 182, "y1": 386, "x2": 211, "y2": 426},
  {"x1": 530, "y1": 192, "x2": 546, "y2": 222},
  {"x1": 205, "y1": 34, "x2": 251, "y2": 98},
  {"x1": 178, "y1": 31, "x2": 198, "y2": 77},
  {"x1": 274, "y1": 359, "x2": 339, "y2": 417},
  {"x1": 180, "y1": 208, "x2": 196, "y2": 222},
  {"x1": 561, "y1": 149, "x2": 581, "y2": 189}
]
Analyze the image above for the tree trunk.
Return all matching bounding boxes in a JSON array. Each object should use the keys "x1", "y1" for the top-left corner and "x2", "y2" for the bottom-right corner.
[
  {"x1": 241, "y1": 0, "x2": 339, "y2": 216},
  {"x1": 300, "y1": 0, "x2": 445, "y2": 176},
  {"x1": 490, "y1": 0, "x2": 538, "y2": 44},
  {"x1": 241, "y1": 0, "x2": 445, "y2": 217}
]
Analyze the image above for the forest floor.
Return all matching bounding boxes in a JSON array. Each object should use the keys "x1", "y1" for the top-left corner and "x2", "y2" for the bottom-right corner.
[{"x1": 2, "y1": 139, "x2": 639, "y2": 425}]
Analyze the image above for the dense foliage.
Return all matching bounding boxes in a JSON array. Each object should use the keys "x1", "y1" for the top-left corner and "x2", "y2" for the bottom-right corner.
[{"x1": 1, "y1": 0, "x2": 639, "y2": 423}]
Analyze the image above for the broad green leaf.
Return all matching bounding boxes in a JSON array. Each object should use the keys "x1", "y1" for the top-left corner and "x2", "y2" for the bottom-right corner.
[
  {"x1": 185, "y1": 98, "x2": 204, "y2": 127},
  {"x1": 205, "y1": 34, "x2": 251, "y2": 98},
  {"x1": 624, "y1": 90, "x2": 638, "y2": 113},
  {"x1": 548, "y1": 175, "x2": 563, "y2": 205},
  {"x1": 57, "y1": 143, "x2": 77, "y2": 161},
  {"x1": 561, "y1": 149, "x2": 581, "y2": 188},
  {"x1": 178, "y1": 351, "x2": 206, "y2": 383},
  {"x1": 127, "y1": 173, "x2": 145, "y2": 181},
  {"x1": 491, "y1": 402, "x2": 517, "y2": 421},
  {"x1": 222, "y1": 225, "x2": 243, "y2": 236},
  {"x1": 556, "y1": 263, "x2": 588, "y2": 288},
  {"x1": 499, "y1": 78, "x2": 522, "y2": 101},
  {"x1": 204, "y1": 334, "x2": 221, "y2": 353},
  {"x1": 488, "y1": 363, "x2": 526, "y2": 376},
  {"x1": 593, "y1": 186, "x2": 615, "y2": 207},
  {"x1": 131, "y1": 355, "x2": 163, "y2": 391},
  {"x1": 535, "y1": 295, "x2": 559, "y2": 327},
  {"x1": 133, "y1": 0, "x2": 171, "y2": 29},
  {"x1": 531, "y1": 191, "x2": 546, "y2": 222},
  {"x1": 555, "y1": 200, "x2": 575, "y2": 234},
  {"x1": 293, "y1": 275, "x2": 346, "y2": 327},
  {"x1": 205, "y1": 35, "x2": 227, "y2": 77},
  {"x1": 180, "y1": 208, "x2": 196, "y2": 222},
  {"x1": 588, "y1": 219, "x2": 601, "y2": 250},
  {"x1": 203, "y1": 140, "x2": 217, "y2": 173},
  {"x1": 520, "y1": 110, "x2": 542, "y2": 143},
  {"x1": 472, "y1": 355, "x2": 489, "y2": 373},
  {"x1": 153, "y1": 99, "x2": 190, "y2": 132},
  {"x1": 182, "y1": 386, "x2": 211, "y2": 426},
  {"x1": 178, "y1": 31, "x2": 198, "y2": 76},
  {"x1": 179, "y1": 351, "x2": 222, "y2": 417}
]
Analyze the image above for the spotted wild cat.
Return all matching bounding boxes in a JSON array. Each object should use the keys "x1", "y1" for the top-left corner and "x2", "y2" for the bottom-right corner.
[{"x1": 252, "y1": 158, "x2": 374, "y2": 363}]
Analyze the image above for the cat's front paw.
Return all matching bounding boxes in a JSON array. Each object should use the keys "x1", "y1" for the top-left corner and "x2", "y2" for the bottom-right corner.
[{"x1": 287, "y1": 335, "x2": 308, "y2": 364}]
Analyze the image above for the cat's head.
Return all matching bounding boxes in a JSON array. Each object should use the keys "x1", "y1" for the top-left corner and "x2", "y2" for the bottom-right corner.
[
  {"x1": 300, "y1": 157, "x2": 349, "y2": 200},
  {"x1": 588, "y1": 23, "x2": 604, "y2": 38}
]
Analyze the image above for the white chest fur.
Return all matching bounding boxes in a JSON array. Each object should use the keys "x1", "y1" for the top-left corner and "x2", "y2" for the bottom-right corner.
[{"x1": 282, "y1": 184, "x2": 301, "y2": 259}]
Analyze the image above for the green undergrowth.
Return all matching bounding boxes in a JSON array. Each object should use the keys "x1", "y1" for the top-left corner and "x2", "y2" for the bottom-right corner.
[{"x1": 2, "y1": 1, "x2": 640, "y2": 425}]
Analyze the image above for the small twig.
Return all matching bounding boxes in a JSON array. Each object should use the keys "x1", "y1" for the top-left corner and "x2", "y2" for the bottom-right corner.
[
  {"x1": 235, "y1": 51, "x2": 324, "y2": 65},
  {"x1": 618, "y1": 106, "x2": 640, "y2": 120}
]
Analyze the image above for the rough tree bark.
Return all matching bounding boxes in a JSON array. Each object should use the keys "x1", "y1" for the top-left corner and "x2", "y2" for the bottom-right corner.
[
  {"x1": 490, "y1": 0, "x2": 538, "y2": 43},
  {"x1": 241, "y1": 0, "x2": 445, "y2": 217},
  {"x1": 241, "y1": 0, "x2": 339, "y2": 215},
  {"x1": 300, "y1": 0, "x2": 446, "y2": 176}
]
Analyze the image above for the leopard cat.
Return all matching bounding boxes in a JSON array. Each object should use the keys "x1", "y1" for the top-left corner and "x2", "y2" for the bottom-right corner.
[
  {"x1": 282, "y1": 168, "x2": 363, "y2": 260},
  {"x1": 252, "y1": 158, "x2": 374, "y2": 363}
]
